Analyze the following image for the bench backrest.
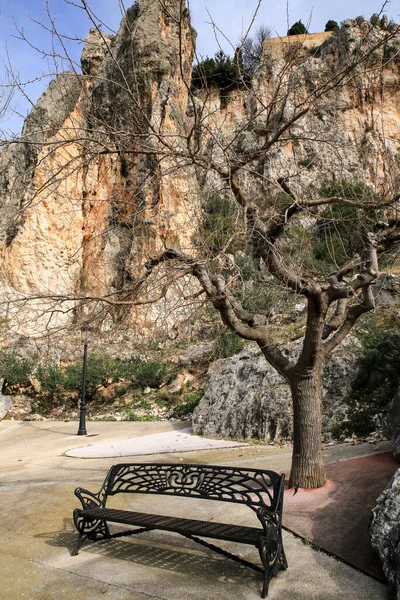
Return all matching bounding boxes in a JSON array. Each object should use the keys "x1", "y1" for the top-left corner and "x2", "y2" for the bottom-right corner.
[{"x1": 104, "y1": 463, "x2": 284, "y2": 513}]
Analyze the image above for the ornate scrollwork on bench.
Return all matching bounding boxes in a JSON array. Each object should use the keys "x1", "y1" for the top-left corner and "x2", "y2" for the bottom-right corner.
[
  {"x1": 106, "y1": 463, "x2": 277, "y2": 509},
  {"x1": 72, "y1": 479, "x2": 111, "y2": 555},
  {"x1": 72, "y1": 463, "x2": 287, "y2": 597}
]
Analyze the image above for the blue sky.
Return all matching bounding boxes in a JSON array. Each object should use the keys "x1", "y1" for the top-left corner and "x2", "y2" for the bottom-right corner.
[{"x1": 1, "y1": 0, "x2": 399, "y2": 135}]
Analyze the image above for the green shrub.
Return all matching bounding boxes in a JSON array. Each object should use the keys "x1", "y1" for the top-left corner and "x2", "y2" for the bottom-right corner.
[
  {"x1": 0, "y1": 350, "x2": 33, "y2": 387},
  {"x1": 217, "y1": 331, "x2": 245, "y2": 358},
  {"x1": 151, "y1": 390, "x2": 175, "y2": 408},
  {"x1": 310, "y1": 180, "x2": 381, "y2": 269},
  {"x1": 59, "y1": 353, "x2": 157, "y2": 398},
  {"x1": 331, "y1": 423, "x2": 343, "y2": 440},
  {"x1": 114, "y1": 385, "x2": 130, "y2": 398},
  {"x1": 63, "y1": 361, "x2": 89, "y2": 393},
  {"x1": 341, "y1": 315, "x2": 400, "y2": 436},
  {"x1": 133, "y1": 361, "x2": 168, "y2": 389},
  {"x1": 192, "y1": 50, "x2": 243, "y2": 91},
  {"x1": 319, "y1": 180, "x2": 383, "y2": 204},
  {"x1": 343, "y1": 409, "x2": 376, "y2": 437},
  {"x1": 126, "y1": 411, "x2": 157, "y2": 422},
  {"x1": 325, "y1": 20, "x2": 338, "y2": 31},
  {"x1": 36, "y1": 363, "x2": 65, "y2": 395},
  {"x1": 171, "y1": 390, "x2": 204, "y2": 418},
  {"x1": 192, "y1": 50, "x2": 249, "y2": 105},
  {"x1": 198, "y1": 194, "x2": 241, "y2": 257},
  {"x1": 0, "y1": 349, "x2": 169, "y2": 405},
  {"x1": 62, "y1": 353, "x2": 131, "y2": 398},
  {"x1": 112, "y1": 356, "x2": 141, "y2": 380}
]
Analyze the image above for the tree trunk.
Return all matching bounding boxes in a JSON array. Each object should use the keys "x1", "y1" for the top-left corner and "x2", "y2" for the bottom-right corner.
[{"x1": 289, "y1": 369, "x2": 325, "y2": 489}]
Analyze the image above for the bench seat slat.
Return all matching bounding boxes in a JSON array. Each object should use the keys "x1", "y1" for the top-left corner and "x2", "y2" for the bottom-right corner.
[{"x1": 78, "y1": 507, "x2": 262, "y2": 545}]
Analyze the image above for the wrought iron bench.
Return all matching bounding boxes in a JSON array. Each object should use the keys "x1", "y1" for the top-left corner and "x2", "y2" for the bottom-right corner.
[{"x1": 72, "y1": 462, "x2": 287, "y2": 597}]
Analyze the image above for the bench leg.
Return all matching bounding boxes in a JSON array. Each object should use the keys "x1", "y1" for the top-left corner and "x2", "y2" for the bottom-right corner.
[
  {"x1": 257, "y1": 538, "x2": 271, "y2": 598},
  {"x1": 72, "y1": 532, "x2": 87, "y2": 556},
  {"x1": 72, "y1": 509, "x2": 110, "y2": 555},
  {"x1": 258, "y1": 524, "x2": 287, "y2": 598},
  {"x1": 279, "y1": 543, "x2": 288, "y2": 571},
  {"x1": 261, "y1": 570, "x2": 270, "y2": 599}
]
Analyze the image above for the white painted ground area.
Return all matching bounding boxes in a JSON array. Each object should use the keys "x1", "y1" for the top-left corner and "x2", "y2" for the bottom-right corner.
[{"x1": 65, "y1": 427, "x2": 244, "y2": 458}]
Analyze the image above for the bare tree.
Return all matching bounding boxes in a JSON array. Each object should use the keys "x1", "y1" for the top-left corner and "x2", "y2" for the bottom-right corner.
[
  {"x1": 240, "y1": 24, "x2": 273, "y2": 74},
  {"x1": 1, "y1": 0, "x2": 400, "y2": 488}
]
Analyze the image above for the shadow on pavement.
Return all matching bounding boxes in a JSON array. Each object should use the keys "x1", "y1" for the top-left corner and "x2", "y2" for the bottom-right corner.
[
  {"x1": 283, "y1": 451, "x2": 398, "y2": 581},
  {"x1": 36, "y1": 522, "x2": 261, "y2": 582}
]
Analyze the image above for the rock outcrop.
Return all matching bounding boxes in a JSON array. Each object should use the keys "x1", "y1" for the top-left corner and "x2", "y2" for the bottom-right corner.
[
  {"x1": 0, "y1": 6, "x2": 399, "y2": 340},
  {"x1": 0, "y1": 394, "x2": 12, "y2": 419},
  {"x1": 0, "y1": 0, "x2": 200, "y2": 336},
  {"x1": 370, "y1": 469, "x2": 400, "y2": 599},
  {"x1": 387, "y1": 386, "x2": 400, "y2": 461},
  {"x1": 192, "y1": 343, "x2": 356, "y2": 441}
]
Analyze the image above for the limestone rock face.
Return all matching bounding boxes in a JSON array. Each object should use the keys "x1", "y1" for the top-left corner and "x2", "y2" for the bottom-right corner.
[
  {"x1": 370, "y1": 469, "x2": 400, "y2": 599},
  {"x1": 0, "y1": 72, "x2": 82, "y2": 245},
  {"x1": 0, "y1": 0, "x2": 200, "y2": 336},
  {"x1": 81, "y1": 28, "x2": 115, "y2": 76},
  {"x1": 0, "y1": 9, "x2": 399, "y2": 339},
  {"x1": 192, "y1": 343, "x2": 356, "y2": 441}
]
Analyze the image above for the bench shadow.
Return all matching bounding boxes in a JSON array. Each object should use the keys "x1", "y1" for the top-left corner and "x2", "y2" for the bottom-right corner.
[
  {"x1": 35, "y1": 518, "x2": 80, "y2": 554},
  {"x1": 35, "y1": 518, "x2": 261, "y2": 582}
]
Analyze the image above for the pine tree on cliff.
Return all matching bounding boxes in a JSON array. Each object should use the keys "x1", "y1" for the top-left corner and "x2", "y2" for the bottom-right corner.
[{"x1": 287, "y1": 20, "x2": 308, "y2": 36}]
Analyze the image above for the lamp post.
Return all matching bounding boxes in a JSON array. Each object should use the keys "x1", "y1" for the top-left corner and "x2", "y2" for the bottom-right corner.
[{"x1": 77, "y1": 329, "x2": 90, "y2": 436}]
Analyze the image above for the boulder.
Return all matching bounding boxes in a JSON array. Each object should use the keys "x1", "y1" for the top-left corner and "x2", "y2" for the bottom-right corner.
[
  {"x1": 386, "y1": 386, "x2": 400, "y2": 462},
  {"x1": 192, "y1": 342, "x2": 357, "y2": 442},
  {"x1": 0, "y1": 394, "x2": 12, "y2": 419},
  {"x1": 4, "y1": 395, "x2": 32, "y2": 419},
  {"x1": 370, "y1": 469, "x2": 400, "y2": 599},
  {"x1": 372, "y1": 274, "x2": 400, "y2": 308},
  {"x1": 180, "y1": 342, "x2": 216, "y2": 367}
]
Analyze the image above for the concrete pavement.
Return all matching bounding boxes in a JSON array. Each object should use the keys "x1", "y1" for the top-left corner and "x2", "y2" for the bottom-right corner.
[
  {"x1": 65, "y1": 426, "x2": 244, "y2": 458},
  {"x1": 0, "y1": 420, "x2": 390, "y2": 599}
]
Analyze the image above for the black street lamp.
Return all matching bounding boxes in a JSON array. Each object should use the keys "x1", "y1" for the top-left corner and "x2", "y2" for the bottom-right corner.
[{"x1": 77, "y1": 329, "x2": 90, "y2": 436}]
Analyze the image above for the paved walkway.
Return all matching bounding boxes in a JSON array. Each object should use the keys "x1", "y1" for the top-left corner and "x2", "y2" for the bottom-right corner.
[
  {"x1": 284, "y1": 451, "x2": 397, "y2": 580},
  {"x1": 0, "y1": 420, "x2": 391, "y2": 599},
  {"x1": 65, "y1": 426, "x2": 244, "y2": 457}
]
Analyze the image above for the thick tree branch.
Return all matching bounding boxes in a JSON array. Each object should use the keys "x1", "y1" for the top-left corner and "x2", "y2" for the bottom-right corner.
[
  {"x1": 146, "y1": 248, "x2": 292, "y2": 376},
  {"x1": 322, "y1": 298, "x2": 347, "y2": 339},
  {"x1": 327, "y1": 233, "x2": 380, "y2": 301},
  {"x1": 324, "y1": 286, "x2": 375, "y2": 354}
]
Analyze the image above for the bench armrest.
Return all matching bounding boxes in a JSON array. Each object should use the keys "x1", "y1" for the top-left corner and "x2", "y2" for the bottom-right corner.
[
  {"x1": 74, "y1": 485, "x2": 107, "y2": 510},
  {"x1": 256, "y1": 473, "x2": 285, "y2": 536},
  {"x1": 256, "y1": 507, "x2": 279, "y2": 535}
]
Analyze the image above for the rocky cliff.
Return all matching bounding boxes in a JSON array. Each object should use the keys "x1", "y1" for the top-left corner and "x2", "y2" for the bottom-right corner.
[
  {"x1": 0, "y1": 3, "x2": 399, "y2": 340},
  {"x1": 0, "y1": 0, "x2": 200, "y2": 337}
]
